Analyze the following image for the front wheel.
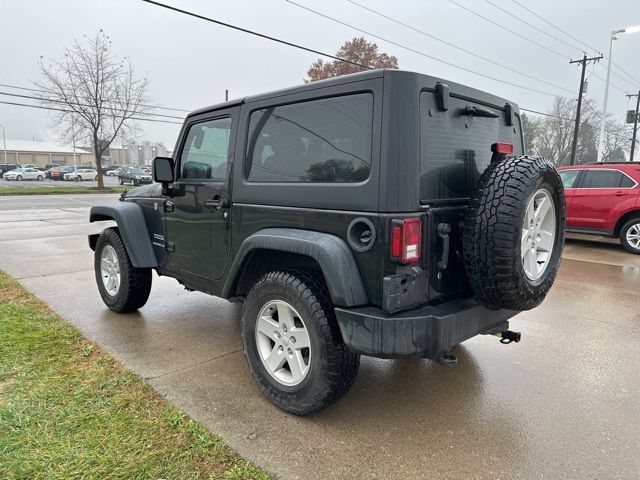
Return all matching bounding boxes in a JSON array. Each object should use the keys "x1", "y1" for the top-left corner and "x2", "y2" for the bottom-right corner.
[
  {"x1": 241, "y1": 270, "x2": 360, "y2": 415},
  {"x1": 94, "y1": 227, "x2": 152, "y2": 312},
  {"x1": 16, "y1": 175, "x2": 22, "y2": 181},
  {"x1": 620, "y1": 218, "x2": 640, "y2": 254}
]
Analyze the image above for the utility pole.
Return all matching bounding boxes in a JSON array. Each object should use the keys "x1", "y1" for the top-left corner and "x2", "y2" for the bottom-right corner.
[
  {"x1": 569, "y1": 54, "x2": 602, "y2": 165},
  {"x1": 627, "y1": 91, "x2": 640, "y2": 162}
]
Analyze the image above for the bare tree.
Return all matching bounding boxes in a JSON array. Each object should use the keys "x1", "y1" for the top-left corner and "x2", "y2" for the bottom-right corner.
[
  {"x1": 37, "y1": 30, "x2": 149, "y2": 188},
  {"x1": 306, "y1": 37, "x2": 398, "y2": 82},
  {"x1": 602, "y1": 121, "x2": 631, "y2": 161}
]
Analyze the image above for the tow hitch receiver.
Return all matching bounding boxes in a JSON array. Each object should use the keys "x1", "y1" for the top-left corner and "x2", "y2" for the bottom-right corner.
[
  {"x1": 482, "y1": 322, "x2": 521, "y2": 344},
  {"x1": 494, "y1": 330, "x2": 521, "y2": 344}
]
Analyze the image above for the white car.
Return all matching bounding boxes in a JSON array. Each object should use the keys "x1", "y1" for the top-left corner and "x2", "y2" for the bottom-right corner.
[
  {"x1": 64, "y1": 168, "x2": 98, "y2": 181},
  {"x1": 106, "y1": 168, "x2": 121, "y2": 176},
  {"x1": 3, "y1": 168, "x2": 44, "y2": 181}
]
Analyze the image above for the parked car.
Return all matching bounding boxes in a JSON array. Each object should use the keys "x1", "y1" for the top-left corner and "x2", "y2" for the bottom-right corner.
[
  {"x1": 3, "y1": 167, "x2": 44, "y2": 181},
  {"x1": 64, "y1": 168, "x2": 98, "y2": 181},
  {"x1": 0, "y1": 164, "x2": 18, "y2": 178},
  {"x1": 118, "y1": 166, "x2": 152, "y2": 185},
  {"x1": 51, "y1": 166, "x2": 78, "y2": 180},
  {"x1": 89, "y1": 70, "x2": 566, "y2": 415},
  {"x1": 106, "y1": 167, "x2": 121, "y2": 176},
  {"x1": 19, "y1": 163, "x2": 38, "y2": 169},
  {"x1": 558, "y1": 162, "x2": 640, "y2": 254}
]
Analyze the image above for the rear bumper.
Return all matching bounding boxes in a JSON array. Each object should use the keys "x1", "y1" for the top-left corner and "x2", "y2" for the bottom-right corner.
[{"x1": 334, "y1": 298, "x2": 517, "y2": 359}]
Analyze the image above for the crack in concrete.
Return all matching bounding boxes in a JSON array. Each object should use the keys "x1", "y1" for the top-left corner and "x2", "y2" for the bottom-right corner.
[{"x1": 145, "y1": 348, "x2": 244, "y2": 381}]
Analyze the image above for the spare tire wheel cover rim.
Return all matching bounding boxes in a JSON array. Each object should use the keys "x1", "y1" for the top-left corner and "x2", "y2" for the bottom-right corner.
[
  {"x1": 522, "y1": 188, "x2": 556, "y2": 281},
  {"x1": 627, "y1": 223, "x2": 640, "y2": 249},
  {"x1": 255, "y1": 300, "x2": 311, "y2": 386},
  {"x1": 100, "y1": 244, "x2": 121, "y2": 296}
]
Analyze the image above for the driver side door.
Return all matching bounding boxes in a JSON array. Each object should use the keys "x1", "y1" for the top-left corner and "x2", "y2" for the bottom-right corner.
[{"x1": 164, "y1": 109, "x2": 236, "y2": 285}]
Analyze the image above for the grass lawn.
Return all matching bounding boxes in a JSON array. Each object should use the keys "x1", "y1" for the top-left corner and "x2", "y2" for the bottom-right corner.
[
  {"x1": 0, "y1": 271, "x2": 270, "y2": 480},
  {"x1": 0, "y1": 186, "x2": 129, "y2": 196}
]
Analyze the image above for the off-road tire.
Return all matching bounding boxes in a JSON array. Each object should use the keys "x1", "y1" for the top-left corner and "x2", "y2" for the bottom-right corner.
[
  {"x1": 241, "y1": 270, "x2": 360, "y2": 415},
  {"x1": 619, "y1": 218, "x2": 640, "y2": 254},
  {"x1": 94, "y1": 227, "x2": 152, "y2": 313},
  {"x1": 463, "y1": 155, "x2": 565, "y2": 310}
]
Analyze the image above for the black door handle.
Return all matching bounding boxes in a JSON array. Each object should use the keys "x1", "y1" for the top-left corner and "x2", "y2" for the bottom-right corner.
[{"x1": 205, "y1": 197, "x2": 229, "y2": 210}]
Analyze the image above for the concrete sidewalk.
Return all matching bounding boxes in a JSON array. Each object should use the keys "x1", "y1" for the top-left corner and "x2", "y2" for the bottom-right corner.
[{"x1": 1, "y1": 201, "x2": 639, "y2": 479}]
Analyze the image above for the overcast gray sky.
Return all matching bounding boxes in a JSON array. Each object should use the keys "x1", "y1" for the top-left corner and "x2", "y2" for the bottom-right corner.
[{"x1": 1, "y1": 0, "x2": 639, "y2": 149}]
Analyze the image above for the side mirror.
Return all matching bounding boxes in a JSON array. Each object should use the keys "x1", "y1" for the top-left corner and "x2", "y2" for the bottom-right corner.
[{"x1": 153, "y1": 156, "x2": 174, "y2": 185}]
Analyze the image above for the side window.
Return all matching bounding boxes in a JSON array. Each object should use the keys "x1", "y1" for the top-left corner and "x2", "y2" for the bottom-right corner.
[
  {"x1": 559, "y1": 170, "x2": 580, "y2": 189},
  {"x1": 245, "y1": 93, "x2": 373, "y2": 183},
  {"x1": 180, "y1": 117, "x2": 232, "y2": 181},
  {"x1": 580, "y1": 170, "x2": 623, "y2": 189},
  {"x1": 620, "y1": 173, "x2": 636, "y2": 188}
]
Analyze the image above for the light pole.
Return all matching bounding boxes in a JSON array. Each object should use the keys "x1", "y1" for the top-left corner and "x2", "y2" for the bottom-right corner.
[
  {"x1": 596, "y1": 25, "x2": 640, "y2": 162},
  {"x1": 0, "y1": 123, "x2": 7, "y2": 164}
]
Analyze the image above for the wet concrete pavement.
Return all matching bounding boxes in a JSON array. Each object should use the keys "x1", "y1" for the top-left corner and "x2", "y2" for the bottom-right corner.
[{"x1": 1, "y1": 196, "x2": 639, "y2": 479}]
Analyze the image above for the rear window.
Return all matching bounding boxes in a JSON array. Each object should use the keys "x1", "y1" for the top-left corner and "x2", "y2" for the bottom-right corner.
[
  {"x1": 245, "y1": 93, "x2": 373, "y2": 183},
  {"x1": 419, "y1": 92, "x2": 523, "y2": 201},
  {"x1": 579, "y1": 170, "x2": 632, "y2": 189}
]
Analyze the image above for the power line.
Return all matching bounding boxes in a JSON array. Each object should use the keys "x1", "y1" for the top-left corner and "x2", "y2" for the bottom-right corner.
[
  {"x1": 448, "y1": 0, "x2": 570, "y2": 60},
  {"x1": 141, "y1": 0, "x2": 577, "y2": 122},
  {"x1": 520, "y1": 107, "x2": 573, "y2": 121},
  {"x1": 141, "y1": 0, "x2": 372, "y2": 70},
  {"x1": 508, "y1": 1, "x2": 640, "y2": 88},
  {"x1": 284, "y1": 0, "x2": 571, "y2": 99},
  {"x1": 610, "y1": 62, "x2": 640, "y2": 89},
  {"x1": 0, "y1": 82, "x2": 193, "y2": 113},
  {"x1": 484, "y1": 0, "x2": 581, "y2": 54},
  {"x1": 0, "y1": 100, "x2": 183, "y2": 125},
  {"x1": 344, "y1": 0, "x2": 575, "y2": 95},
  {"x1": 510, "y1": 0, "x2": 596, "y2": 53},
  {"x1": 0, "y1": 90, "x2": 185, "y2": 120}
]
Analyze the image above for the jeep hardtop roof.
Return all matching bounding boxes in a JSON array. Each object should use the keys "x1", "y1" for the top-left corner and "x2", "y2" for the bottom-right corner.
[{"x1": 187, "y1": 69, "x2": 520, "y2": 118}]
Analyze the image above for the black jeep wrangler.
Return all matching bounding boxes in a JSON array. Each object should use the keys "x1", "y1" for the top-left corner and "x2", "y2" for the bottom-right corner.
[{"x1": 89, "y1": 70, "x2": 565, "y2": 415}]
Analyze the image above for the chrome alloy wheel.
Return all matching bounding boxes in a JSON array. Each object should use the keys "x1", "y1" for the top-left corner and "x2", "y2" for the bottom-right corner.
[
  {"x1": 100, "y1": 244, "x2": 121, "y2": 296},
  {"x1": 522, "y1": 189, "x2": 556, "y2": 281},
  {"x1": 255, "y1": 300, "x2": 311, "y2": 386},
  {"x1": 626, "y1": 223, "x2": 640, "y2": 250}
]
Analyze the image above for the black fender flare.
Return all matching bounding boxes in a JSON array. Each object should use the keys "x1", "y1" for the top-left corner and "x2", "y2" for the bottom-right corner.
[
  {"x1": 88, "y1": 202, "x2": 158, "y2": 268},
  {"x1": 222, "y1": 228, "x2": 368, "y2": 307}
]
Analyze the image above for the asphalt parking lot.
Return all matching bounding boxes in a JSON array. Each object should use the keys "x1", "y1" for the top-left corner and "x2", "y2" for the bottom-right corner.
[
  {"x1": 0, "y1": 175, "x2": 120, "y2": 189},
  {"x1": 1, "y1": 194, "x2": 639, "y2": 480}
]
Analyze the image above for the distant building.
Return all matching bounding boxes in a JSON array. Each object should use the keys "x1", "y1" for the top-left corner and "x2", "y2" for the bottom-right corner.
[
  {"x1": 1, "y1": 140, "x2": 93, "y2": 167},
  {"x1": 1, "y1": 139, "x2": 170, "y2": 168}
]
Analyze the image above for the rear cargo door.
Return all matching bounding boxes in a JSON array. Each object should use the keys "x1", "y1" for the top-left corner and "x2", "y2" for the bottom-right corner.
[{"x1": 419, "y1": 91, "x2": 524, "y2": 301}]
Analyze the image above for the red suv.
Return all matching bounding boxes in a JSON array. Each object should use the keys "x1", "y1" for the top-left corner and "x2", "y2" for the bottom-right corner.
[{"x1": 557, "y1": 163, "x2": 640, "y2": 254}]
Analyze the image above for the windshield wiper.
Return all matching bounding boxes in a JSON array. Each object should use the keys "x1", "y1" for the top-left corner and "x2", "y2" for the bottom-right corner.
[{"x1": 460, "y1": 105, "x2": 499, "y2": 118}]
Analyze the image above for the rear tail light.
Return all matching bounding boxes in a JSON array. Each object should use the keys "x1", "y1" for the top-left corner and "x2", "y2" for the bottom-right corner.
[{"x1": 391, "y1": 218, "x2": 422, "y2": 264}]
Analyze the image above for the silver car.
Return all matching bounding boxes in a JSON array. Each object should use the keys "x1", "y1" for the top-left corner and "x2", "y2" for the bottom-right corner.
[{"x1": 3, "y1": 168, "x2": 44, "y2": 181}]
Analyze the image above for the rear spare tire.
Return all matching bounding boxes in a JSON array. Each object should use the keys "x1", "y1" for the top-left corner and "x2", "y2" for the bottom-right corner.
[{"x1": 463, "y1": 155, "x2": 565, "y2": 311}]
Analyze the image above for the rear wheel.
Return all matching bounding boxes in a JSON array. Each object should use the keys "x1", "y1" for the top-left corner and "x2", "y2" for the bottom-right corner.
[
  {"x1": 241, "y1": 270, "x2": 360, "y2": 415},
  {"x1": 94, "y1": 227, "x2": 152, "y2": 312},
  {"x1": 620, "y1": 218, "x2": 640, "y2": 254},
  {"x1": 37, "y1": 175, "x2": 43, "y2": 181}
]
